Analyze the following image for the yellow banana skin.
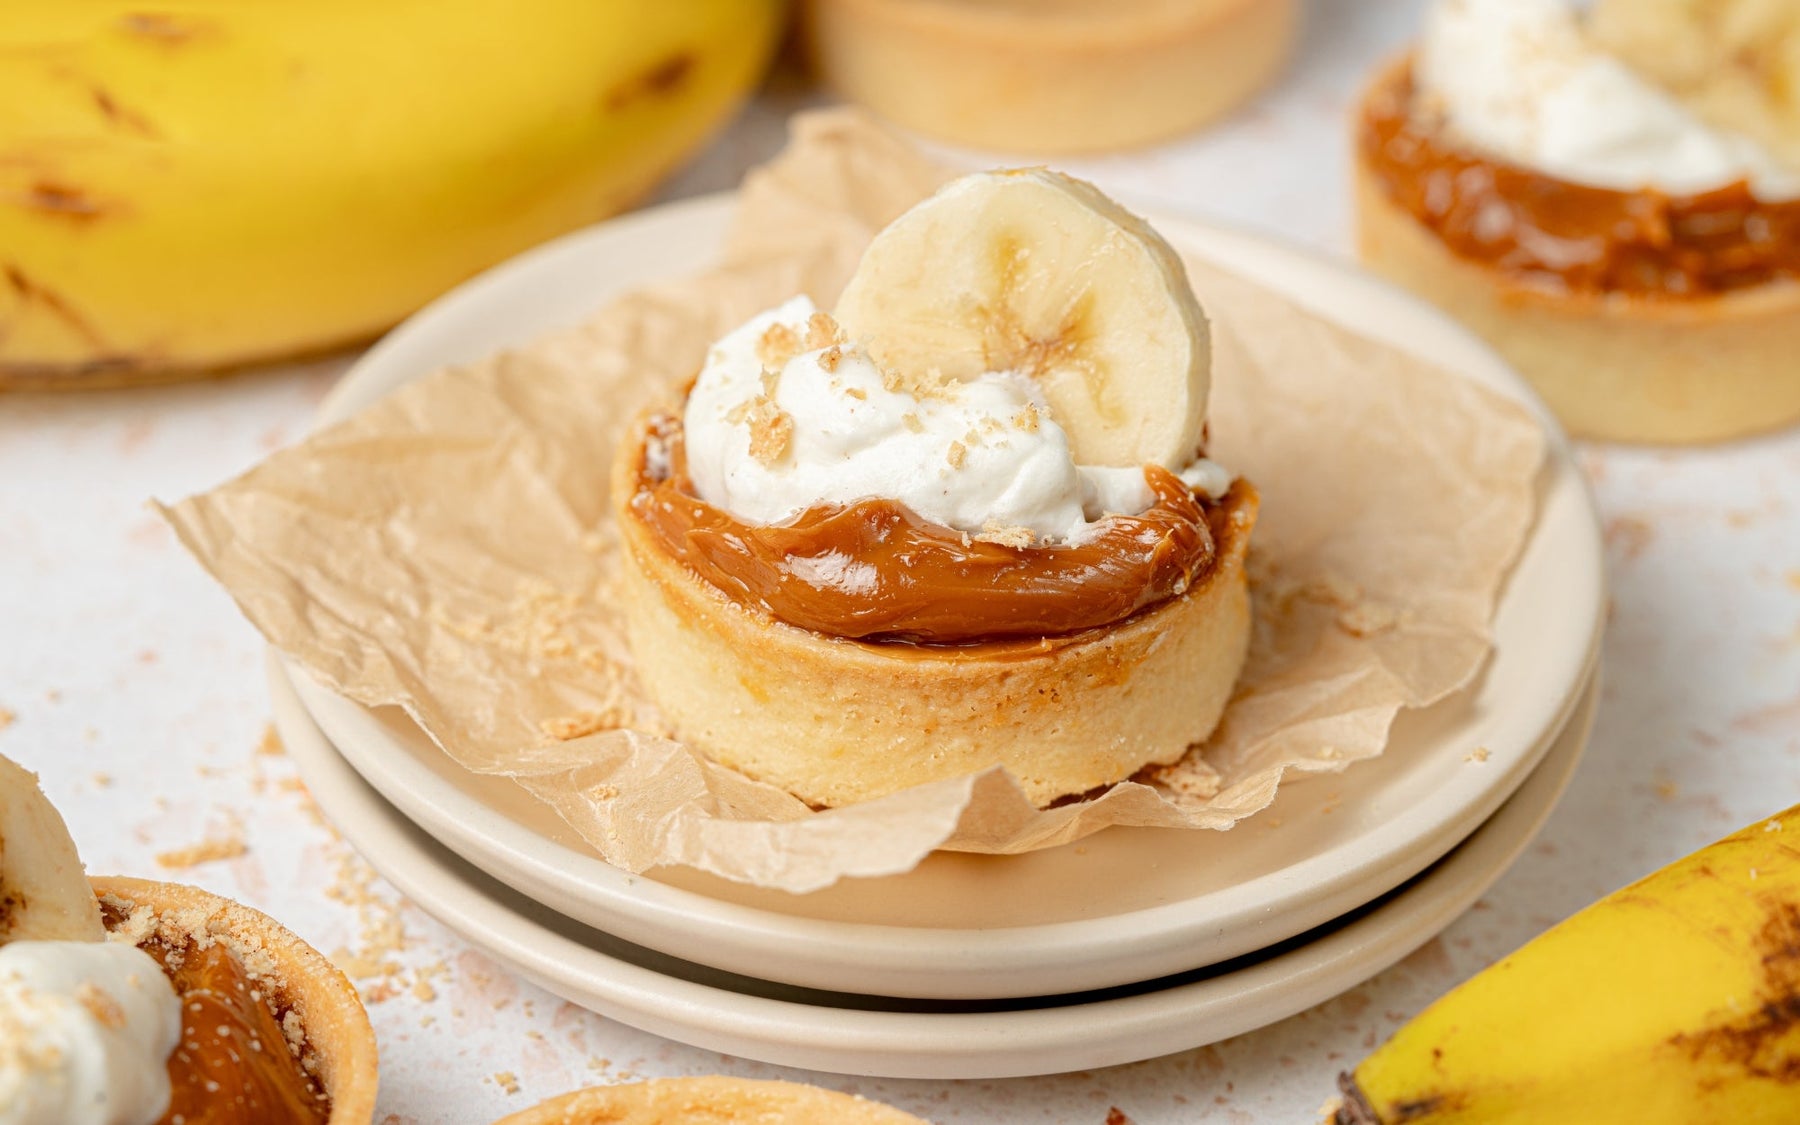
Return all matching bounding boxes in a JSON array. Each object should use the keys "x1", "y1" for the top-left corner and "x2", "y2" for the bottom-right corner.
[
  {"x1": 1338, "y1": 805, "x2": 1800, "y2": 1124},
  {"x1": 0, "y1": 1, "x2": 783, "y2": 386}
]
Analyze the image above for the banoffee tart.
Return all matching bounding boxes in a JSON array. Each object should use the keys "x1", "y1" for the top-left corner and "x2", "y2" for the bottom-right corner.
[
  {"x1": 802, "y1": 0, "x2": 1299, "y2": 155},
  {"x1": 614, "y1": 170, "x2": 1256, "y2": 809},
  {"x1": 0, "y1": 755, "x2": 376, "y2": 1125},
  {"x1": 1354, "y1": 0, "x2": 1800, "y2": 445},
  {"x1": 489, "y1": 1077, "x2": 929, "y2": 1124}
]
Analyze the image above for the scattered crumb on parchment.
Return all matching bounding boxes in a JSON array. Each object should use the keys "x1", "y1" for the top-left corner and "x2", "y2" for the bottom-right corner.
[
  {"x1": 539, "y1": 708, "x2": 624, "y2": 741},
  {"x1": 493, "y1": 1071, "x2": 521, "y2": 1095},
  {"x1": 0, "y1": 707, "x2": 14, "y2": 731},
  {"x1": 1465, "y1": 747, "x2": 1491, "y2": 764}
]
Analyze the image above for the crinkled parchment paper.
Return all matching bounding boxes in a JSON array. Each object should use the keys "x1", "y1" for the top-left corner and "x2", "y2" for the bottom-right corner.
[{"x1": 160, "y1": 110, "x2": 1545, "y2": 893}]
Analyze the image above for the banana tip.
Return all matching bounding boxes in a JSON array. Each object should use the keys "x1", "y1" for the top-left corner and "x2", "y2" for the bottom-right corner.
[{"x1": 1332, "y1": 1073, "x2": 1380, "y2": 1124}]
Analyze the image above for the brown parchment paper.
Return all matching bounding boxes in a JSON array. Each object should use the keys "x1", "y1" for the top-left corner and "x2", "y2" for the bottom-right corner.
[{"x1": 160, "y1": 110, "x2": 1546, "y2": 893}]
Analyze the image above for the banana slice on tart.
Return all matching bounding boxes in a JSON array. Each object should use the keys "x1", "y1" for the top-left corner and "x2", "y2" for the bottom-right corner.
[
  {"x1": 612, "y1": 170, "x2": 1256, "y2": 808},
  {"x1": 0, "y1": 756, "x2": 107, "y2": 944},
  {"x1": 0, "y1": 755, "x2": 377, "y2": 1125},
  {"x1": 835, "y1": 169, "x2": 1211, "y2": 470}
]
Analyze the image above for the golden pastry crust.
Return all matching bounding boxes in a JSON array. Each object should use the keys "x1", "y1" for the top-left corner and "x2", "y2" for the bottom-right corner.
[
  {"x1": 489, "y1": 1076, "x2": 930, "y2": 1124},
  {"x1": 801, "y1": 0, "x2": 1299, "y2": 154},
  {"x1": 1352, "y1": 56, "x2": 1800, "y2": 445},
  {"x1": 91, "y1": 876, "x2": 379, "y2": 1125},
  {"x1": 612, "y1": 418, "x2": 1257, "y2": 809}
]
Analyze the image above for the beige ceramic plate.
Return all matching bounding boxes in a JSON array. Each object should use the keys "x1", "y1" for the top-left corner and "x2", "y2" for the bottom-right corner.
[
  {"x1": 277, "y1": 655, "x2": 1597, "y2": 1079},
  {"x1": 284, "y1": 194, "x2": 1606, "y2": 999}
]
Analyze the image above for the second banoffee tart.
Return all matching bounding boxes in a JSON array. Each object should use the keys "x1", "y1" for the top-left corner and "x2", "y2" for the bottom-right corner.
[
  {"x1": 1354, "y1": 0, "x2": 1800, "y2": 444},
  {"x1": 614, "y1": 170, "x2": 1256, "y2": 809}
]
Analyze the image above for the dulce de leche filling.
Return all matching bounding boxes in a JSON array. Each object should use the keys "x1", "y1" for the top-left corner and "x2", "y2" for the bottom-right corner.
[
  {"x1": 129, "y1": 933, "x2": 331, "y2": 1125},
  {"x1": 1360, "y1": 62, "x2": 1800, "y2": 296},
  {"x1": 627, "y1": 413, "x2": 1236, "y2": 645}
]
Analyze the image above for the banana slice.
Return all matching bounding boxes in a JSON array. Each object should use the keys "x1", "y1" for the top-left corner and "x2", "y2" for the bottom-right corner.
[
  {"x1": 0, "y1": 754, "x2": 105, "y2": 944},
  {"x1": 833, "y1": 169, "x2": 1210, "y2": 469}
]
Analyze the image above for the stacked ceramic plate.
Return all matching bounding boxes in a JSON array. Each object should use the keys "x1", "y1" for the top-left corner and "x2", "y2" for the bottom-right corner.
[{"x1": 274, "y1": 195, "x2": 1606, "y2": 1080}]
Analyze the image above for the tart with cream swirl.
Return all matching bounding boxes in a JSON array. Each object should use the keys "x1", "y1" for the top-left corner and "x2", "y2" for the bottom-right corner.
[
  {"x1": 613, "y1": 170, "x2": 1257, "y2": 809},
  {"x1": 1353, "y1": 0, "x2": 1800, "y2": 445},
  {"x1": 0, "y1": 755, "x2": 377, "y2": 1125}
]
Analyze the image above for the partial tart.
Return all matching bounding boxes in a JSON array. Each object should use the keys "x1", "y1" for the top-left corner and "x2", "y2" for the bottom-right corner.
[
  {"x1": 93, "y1": 876, "x2": 379, "y2": 1125},
  {"x1": 491, "y1": 1077, "x2": 928, "y2": 1124},
  {"x1": 1353, "y1": 55, "x2": 1800, "y2": 445},
  {"x1": 801, "y1": 0, "x2": 1299, "y2": 154}
]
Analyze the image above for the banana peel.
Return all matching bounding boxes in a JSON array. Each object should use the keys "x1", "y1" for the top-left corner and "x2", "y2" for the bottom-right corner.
[
  {"x1": 1336, "y1": 804, "x2": 1800, "y2": 1123},
  {"x1": 0, "y1": 0, "x2": 784, "y2": 387}
]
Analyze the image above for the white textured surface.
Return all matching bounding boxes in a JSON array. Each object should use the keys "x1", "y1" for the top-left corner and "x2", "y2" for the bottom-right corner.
[{"x1": 4, "y1": 1, "x2": 1799, "y2": 1121}]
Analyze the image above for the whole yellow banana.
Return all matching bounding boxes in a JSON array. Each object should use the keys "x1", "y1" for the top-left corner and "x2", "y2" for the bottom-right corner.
[
  {"x1": 1337, "y1": 804, "x2": 1800, "y2": 1123},
  {"x1": 0, "y1": 0, "x2": 784, "y2": 387}
]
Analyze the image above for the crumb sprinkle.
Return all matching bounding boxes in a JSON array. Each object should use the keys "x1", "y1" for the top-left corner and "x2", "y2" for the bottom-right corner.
[
  {"x1": 155, "y1": 835, "x2": 247, "y2": 870},
  {"x1": 804, "y1": 311, "x2": 843, "y2": 350},
  {"x1": 974, "y1": 521, "x2": 1035, "y2": 549},
  {"x1": 755, "y1": 322, "x2": 801, "y2": 369},
  {"x1": 745, "y1": 400, "x2": 793, "y2": 467},
  {"x1": 539, "y1": 703, "x2": 629, "y2": 742}
]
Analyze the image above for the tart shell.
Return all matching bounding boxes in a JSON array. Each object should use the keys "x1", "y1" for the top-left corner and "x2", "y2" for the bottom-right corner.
[
  {"x1": 1352, "y1": 56, "x2": 1800, "y2": 446},
  {"x1": 613, "y1": 422, "x2": 1257, "y2": 809},
  {"x1": 489, "y1": 1076, "x2": 929, "y2": 1124},
  {"x1": 91, "y1": 875, "x2": 379, "y2": 1125},
  {"x1": 801, "y1": 0, "x2": 1298, "y2": 155}
]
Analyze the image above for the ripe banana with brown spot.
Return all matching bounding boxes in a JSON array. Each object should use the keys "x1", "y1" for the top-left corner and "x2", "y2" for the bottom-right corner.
[
  {"x1": 1337, "y1": 803, "x2": 1800, "y2": 1124},
  {"x1": 0, "y1": 755, "x2": 105, "y2": 944},
  {"x1": 0, "y1": 0, "x2": 784, "y2": 387},
  {"x1": 833, "y1": 169, "x2": 1211, "y2": 470}
]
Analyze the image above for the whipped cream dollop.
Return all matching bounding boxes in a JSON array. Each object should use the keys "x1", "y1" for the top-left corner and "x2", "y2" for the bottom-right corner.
[
  {"x1": 0, "y1": 940, "x2": 181, "y2": 1125},
  {"x1": 1417, "y1": 0, "x2": 1800, "y2": 199},
  {"x1": 682, "y1": 297, "x2": 1229, "y2": 545}
]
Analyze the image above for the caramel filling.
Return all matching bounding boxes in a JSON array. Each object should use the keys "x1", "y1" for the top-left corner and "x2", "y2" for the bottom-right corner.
[
  {"x1": 1359, "y1": 63, "x2": 1800, "y2": 296},
  {"x1": 626, "y1": 413, "x2": 1232, "y2": 644},
  {"x1": 137, "y1": 938, "x2": 331, "y2": 1125}
]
